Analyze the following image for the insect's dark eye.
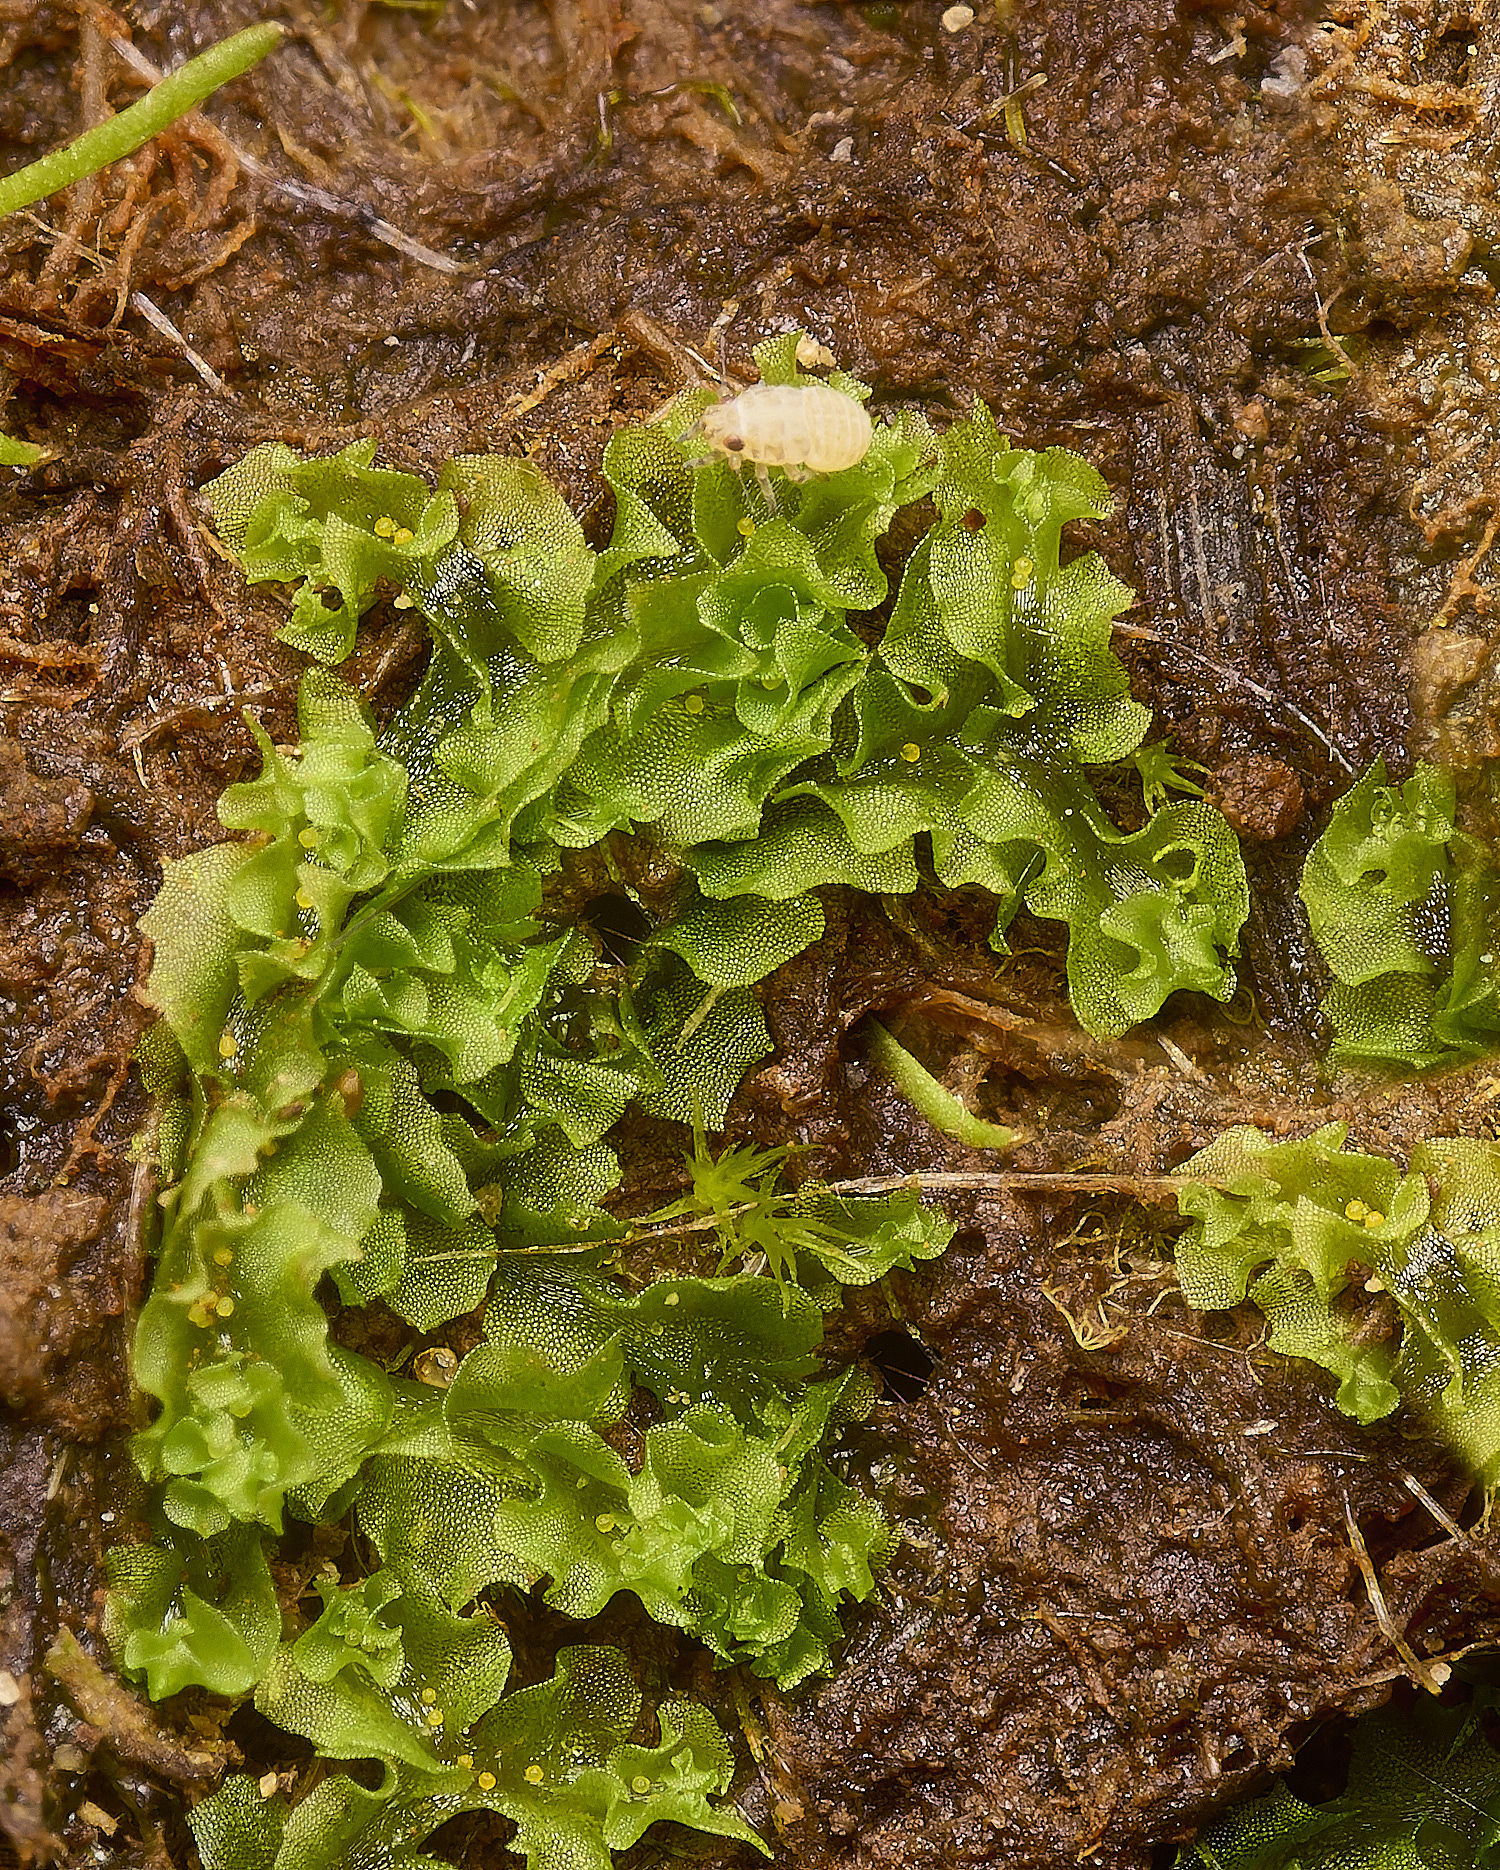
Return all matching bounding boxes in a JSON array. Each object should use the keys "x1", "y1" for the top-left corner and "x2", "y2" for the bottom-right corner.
[{"x1": 725, "y1": 436, "x2": 745, "y2": 452}]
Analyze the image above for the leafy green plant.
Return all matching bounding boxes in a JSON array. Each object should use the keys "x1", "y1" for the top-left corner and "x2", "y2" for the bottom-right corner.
[
  {"x1": 1300, "y1": 758, "x2": 1500, "y2": 1069},
  {"x1": 1175, "y1": 1123, "x2": 1500, "y2": 1482},
  {"x1": 204, "y1": 334, "x2": 1250, "y2": 1039},
  {"x1": 191, "y1": 1610, "x2": 765, "y2": 1870},
  {"x1": 110, "y1": 334, "x2": 1263, "y2": 1870},
  {"x1": 1176, "y1": 1687, "x2": 1500, "y2": 1868}
]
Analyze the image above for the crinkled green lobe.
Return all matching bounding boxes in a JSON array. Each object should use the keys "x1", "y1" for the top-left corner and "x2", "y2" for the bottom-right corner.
[
  {"x1": 420, "y1": 455, "x2": 595, "y2": 671},
  {"x1": 221, "y1": 669, "x2": 407, "y2": 889},
  {"x1": 353, "y1": 1046, "x2": 477, "y2": 1227},
  {"x1": 197, "y1": 1618, "x2": 763, "y2": 1870},
  {"x1": 378, "y1": 1208, "x2": 500, "y2": 1333},
  {"x1": 130, "y1": 1088, "x2": 392, "y2": 1535},
  {"x1": 197, "y1": 360, "x2": 1244, "y2": 1049},
  {"x1": 722, "y1": 332, "x2": 936, "y2": 609},
  {"x1": 631, "y1": 952, "x2": 772, "y2": 1126},
  {"x1": 485, "y1": 1259, "x2": 823, "y2": 1421},
  {"x1": 1389, "y1": 1136, "x2": 1500, "y2": 1485},
  {"x1": 104, "y1": 1520, "x2": 278, "y2": 1701},
  {"x1": 1176, "y1": 1689, "x2": 1500, "y2": 1869},
  {"x1": 784, "y1": 1181, "x2": 955, "y2": 1287},
  {"x1": 356, "y1": 1430, "x2": 534, "y2": 1611},
  {"x1": 292, "y1": 1569, "x2": 406, "y2": 1688},
  {"x1": 651, "y1": 891, "x2": 825, "y2": 988},
  {"x1": 478, "y1": 1649, "x2": 768, "y2": 1870},
  {"x1": 1301, "y1": 758, "x2": 1500, "y2": 1068},
  {"x1": 338, "y1": 876, "x2": 561, "y2": 1086},
  {"x1": 677, "y1": 427, "x2": 1245, "y2": 1034},
  {"x1": 204, "y1": 439, "x2": 460, "y2": 663},
  {"x1": 1176, "y1": 1123, "x2": 1422, "y2": 1311},
  {"x1": 139, "y1": 842, "x2": 250, "y2": 1073},
  {"x1": 1175, "y1": 1125, "x2": 1500, "y2": 1477},
  {"x1": 912, "y1": 401, "x2": 1149, "y2": 762},
  {"x1": 188, "y1": 1774, "x2": 288, "y2": 1870},
  {"x1": 124, "y1": 343, "x2": 1187, "y2": 1779},
  {"x1": 259, "y1": 1563, "x2": 513, "y2": 1769},
  {"x1": 1174, "y1": 1123, "x2": 1417, "y2": 1421},
  {"x1": 688, "y1": 793, "x2": 921, "y2": 899},
  {"x1": 398, "y1": 630, "x2": 628, "y2": 872},
  {"x1": 493, "y1": 1130, "x2": 624, "y2": 1250},
  {"x1": 349, "y1": 1262, "x2": 887, "y2": 1684}
]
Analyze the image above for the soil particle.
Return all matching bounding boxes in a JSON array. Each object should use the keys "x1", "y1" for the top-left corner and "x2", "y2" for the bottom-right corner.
[
  {"x1": 0, "y1": 1186, "x2": 123, "y2": 1432},
  {"x1": 1210, "y1": 754, "x2": 1307, "y2": 840},
  {"x1": 0, "y1": 737, "x2": 94, "y2": 882},
  {"x1": 1410, "y1": 624, "x2": 1498, "y2": 766}
]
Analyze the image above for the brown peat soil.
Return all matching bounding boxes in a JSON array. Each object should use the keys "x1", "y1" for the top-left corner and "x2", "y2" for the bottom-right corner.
[{"x1": 4, "y1": 1, "x2": 1500, "y2": 1865}]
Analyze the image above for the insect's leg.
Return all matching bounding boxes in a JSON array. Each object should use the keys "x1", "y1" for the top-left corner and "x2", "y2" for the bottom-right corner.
[{"x1": 753, "y1": 461, "x2": 778, "y2": 512}]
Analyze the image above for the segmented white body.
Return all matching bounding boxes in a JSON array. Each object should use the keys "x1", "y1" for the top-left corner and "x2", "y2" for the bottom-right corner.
[{"x1": 698, "y1": 383, "x2": 873, "y2": 476}]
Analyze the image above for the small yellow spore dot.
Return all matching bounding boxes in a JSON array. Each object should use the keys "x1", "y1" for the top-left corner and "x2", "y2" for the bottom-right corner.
[
  {"x1": 595, "y1": 1513, "x2": 616, "y2": 1533},
  {"x1": 393, "y1": 526, "x2": 415, "y2": 545},
  {"x1": 374, "y1": 516, "x2": 397, "y2": 539},
  {"x1": 217, "y1": 1033, "x2": 238, "y2": 1059},
  {"x1": 664, "y1": 1291, "x2": 680, "y2": 1306},
  {"x1": 1344, "y1": 1199, "x2": 1367, "y2": 1221},
  {"x1": 298, "y1": 827, "x2": 319, "y2": 849},
  {"x1": 736, "y1": 517, "x2": 755, "y2": 538},
  {"x1": 1364, "y1": 1209, "x2": 1384, "y2": 1230},
  {"x1": 457, "y1": 1754, "x2": 474, "y2": 1770},
  {"x1": 631, "y1": 1775, "x2": 653, "y2": 1795},
  {"x1": 215, "y1": 1296, "x2": 235, "y2": 1318},
  {"x1": 1011, "y1": 556, "x2": 1035, "y2": 589},
  {"x1": 524, "y1": 1764, "x2": 544, "y2": 1785},
  {"x1": 683, "y1": 694, "x2": 705, "y2": 715},
  {"x1": 394, "y1": 591, "x2": 415, "y2": 609},
  {"x1": 900, "y1": 742, "x2": 921, "y2": 762},
  {"x1": 421, "y1": 1687, "x2": 437, "y2": 1705},
  {"x1": 478, "y1": 1772, "x2": 497, "y2": 1791},
  {"x1": 213, "y1": 1248, "x2": 234, "y2": 1267},
  {"x1": 425, "y1": 1708, "x2": 445, "y2": 1727},
  {"x1": 295, "y1": 887, "x2": 315, "y2": 910}
]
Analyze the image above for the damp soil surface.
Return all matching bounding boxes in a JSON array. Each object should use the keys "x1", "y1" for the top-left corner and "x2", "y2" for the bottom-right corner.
[{"x1": 4, "y1": 1, "x2": 1500, "y2": 1866}]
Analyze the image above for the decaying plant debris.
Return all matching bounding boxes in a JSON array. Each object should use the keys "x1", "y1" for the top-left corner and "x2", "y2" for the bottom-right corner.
[{"x1": 4, "y1": 0, "x2": 1500, "y2": 1866}]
